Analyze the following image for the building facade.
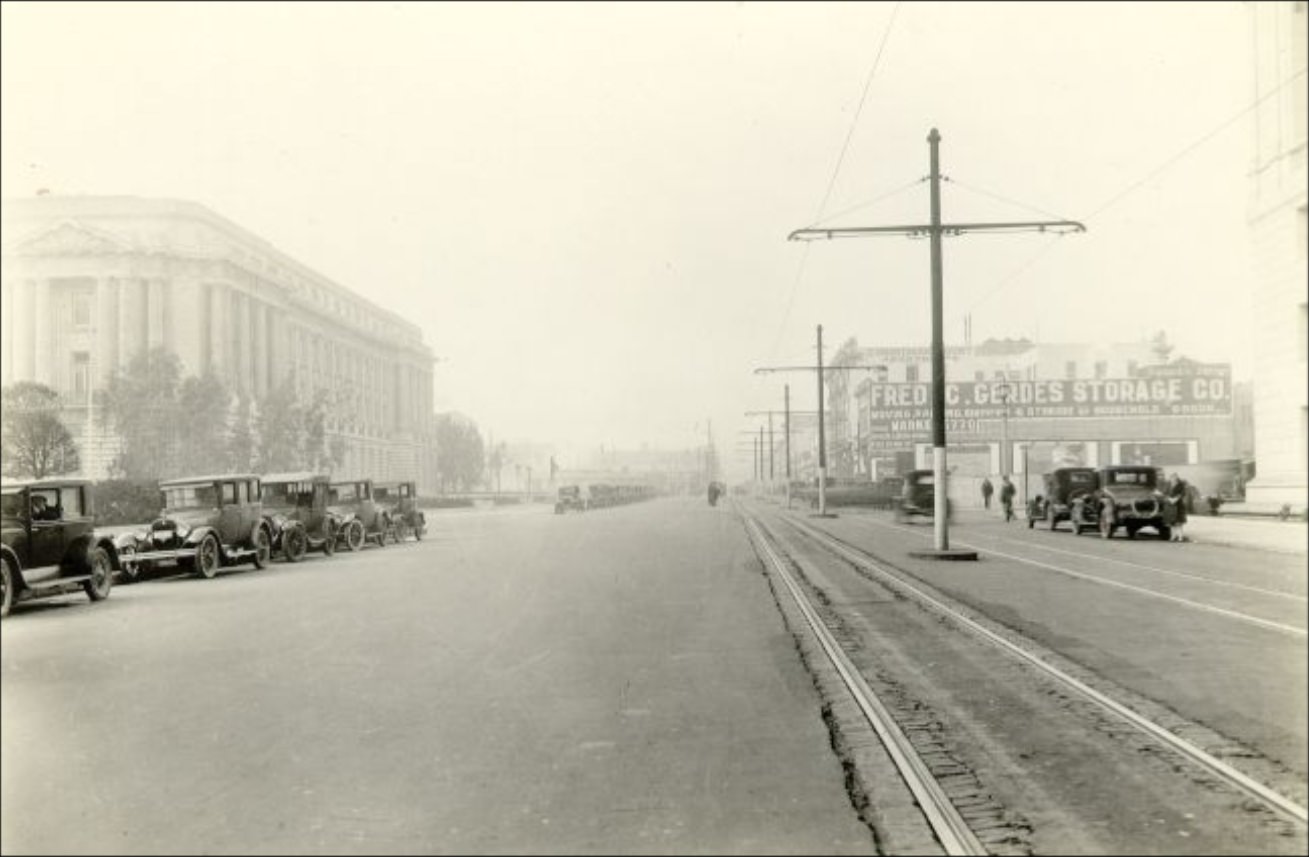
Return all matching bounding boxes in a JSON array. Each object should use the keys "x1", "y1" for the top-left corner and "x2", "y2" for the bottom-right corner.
[
  {"x1": 1245, "y1": 0, "x2": 1308, "y2": 509},
  {"x1": 807, "y1": 336, "x2": 1244, "y2": 506},
  {"x1": 1, "y1": 195, "x2": 439, "y2": 491}
]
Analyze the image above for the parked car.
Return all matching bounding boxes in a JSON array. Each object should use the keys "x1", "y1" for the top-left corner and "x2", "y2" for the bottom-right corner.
[
  {"x1": 1, "y1": 479, "x2": 119, "y2": 618},
  {"x1": 1028, "y1": 467, "x2": 1100, "y2": 532},
  {"x1": 1090, "y1": 465, "x2": 1171, "y2": 540},
  {"x1": 327, "y1": 480, "x2": 389, "y2": 550},
  {"x1": 895, "y1": 470, "x2": 951, "y2": 523},
  {"x1": 555, "y1": 484, "x2": 588, "y2": 514},
  {"x1": 115, "y1": 474, "x2": 271, "y2": 580},
  {"x1": 259, "y1": 473, "x2": 340, "y2": 560},
  {"x1": 373, "y1": 481, "x2": 426, "y2": 540}
]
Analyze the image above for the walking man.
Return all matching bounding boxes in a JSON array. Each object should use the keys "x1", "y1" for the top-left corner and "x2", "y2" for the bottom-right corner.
[
  {"x1": 980, "y1": 476, "x2": 994, "y2": 510},
  {"x1": 999, "y1": 475, "x2": 1016, "y2": 522}
]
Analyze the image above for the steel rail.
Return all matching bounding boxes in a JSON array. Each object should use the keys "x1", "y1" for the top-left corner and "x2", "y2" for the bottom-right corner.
[
  {"x1": 743, "y1": 513, "x2": 988, "y2": 856},
  {"x1": 779, "y1": 511, "x2": 1309, "y2": 828}
]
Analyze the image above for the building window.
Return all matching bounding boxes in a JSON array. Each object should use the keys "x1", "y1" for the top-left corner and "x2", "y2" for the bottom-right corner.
[
  {"x1": 71, "y1": 351, "x2": 90, "y2": 398},
  {"x1": 1094, "y1": 361, "x2": 1108, "y2": 379},
  {"x1": 905, "y1": 364, "x2": 919, "y2": 383},
  {"x1": 1065, "y1": 360, "x2": 1077, "y2": 379}
]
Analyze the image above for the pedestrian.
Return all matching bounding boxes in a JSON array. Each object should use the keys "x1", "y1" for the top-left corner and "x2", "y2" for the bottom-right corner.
[
  {"x1": 1166, "y1": 472, "x2": 1190, "y2": 542},
  {"x1": 980, "y1": 476, "x2": 994, "y2": 510},
  {"x1": 999, "y1": 475, "x2": 1016, "y2": 522}
]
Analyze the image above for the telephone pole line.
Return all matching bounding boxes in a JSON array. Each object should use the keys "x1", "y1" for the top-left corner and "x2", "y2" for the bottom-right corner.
[{"x1": 789, "y1": 128, "x2": 1084, "y2": 555}]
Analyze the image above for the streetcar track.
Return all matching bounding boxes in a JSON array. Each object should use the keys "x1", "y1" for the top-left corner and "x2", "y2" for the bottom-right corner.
[
  {"x1": 764, "y1": 506, "x2": 1309, "y2": 829},
  {"x1": 848, "y1": 515, "x2": 1307, "y2": 637}
]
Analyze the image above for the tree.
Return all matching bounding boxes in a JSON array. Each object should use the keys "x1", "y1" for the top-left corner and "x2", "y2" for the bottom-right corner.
[
  {"x1": 97, "y1": 347, "x2": 184, "y2": 480},
  {"x1": 434, "y1": 413, "x2": 485, "y2": 492},
  {"x1": 177, "y1": 371, "x2": 233, "y2": 471},
  {"x1": 254, "y1": 377, "x2": 305, "y2": 472},
  {"x1": 1, "y1": 382, "x2": 80, "y2": 479}
]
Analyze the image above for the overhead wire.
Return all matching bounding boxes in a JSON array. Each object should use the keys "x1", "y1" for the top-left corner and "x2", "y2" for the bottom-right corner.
[{"x1": 769, "y1": 2, "x2": 903, "y2": 360}]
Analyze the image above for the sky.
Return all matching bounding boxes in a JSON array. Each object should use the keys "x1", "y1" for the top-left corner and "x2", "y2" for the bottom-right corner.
[{"x1": 0, "y1": 1, "x2": 1268, "y2": 480}]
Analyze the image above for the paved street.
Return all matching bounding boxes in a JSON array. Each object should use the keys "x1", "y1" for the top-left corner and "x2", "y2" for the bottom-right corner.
[{"x1": 1, "y1": 500, "x2": 874, "y2": 855}]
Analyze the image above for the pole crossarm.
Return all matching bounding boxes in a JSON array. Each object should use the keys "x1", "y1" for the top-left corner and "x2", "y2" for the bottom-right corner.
[
  {"x1": 754, "y1": 365, "x2": 885, "y2": 374},
  {"x1": 788, "y1": 220, "x2": 1085, "y2": 241}
]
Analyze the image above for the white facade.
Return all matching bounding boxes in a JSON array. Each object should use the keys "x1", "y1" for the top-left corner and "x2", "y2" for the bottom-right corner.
[
  {"x1": 1245, "y1": 1, "x2": 1309, "y2": 509},
  {"x1": 1, "y1": 195, "x2": 440, "y2": 491}
]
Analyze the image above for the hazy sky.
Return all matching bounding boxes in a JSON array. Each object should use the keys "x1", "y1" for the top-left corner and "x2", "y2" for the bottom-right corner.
[{"x1": 1, "y1": 1, "x2": 1263, "y2": 477}]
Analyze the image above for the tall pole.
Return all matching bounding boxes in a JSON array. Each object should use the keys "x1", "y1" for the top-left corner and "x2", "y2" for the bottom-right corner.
[
  {"x1": 928, "y1": 128, "x2": 948, "y2": 549},
  {"x1": 817, "y1": 324, "x2": 828, "y2": 515},
  {"x1": 767, "y1": 412, "x2": 775, "y2": 482},
  {"x1": 784, "y1": 384, "x2": 792, "y2": 480},
  {"x1": 1000, "y1": 384, "x2": 1010, "y2": 477}
]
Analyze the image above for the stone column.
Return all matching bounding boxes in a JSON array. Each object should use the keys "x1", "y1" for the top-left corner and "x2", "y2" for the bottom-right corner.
[
  {"x1": 94, "y1": 277, "x2": 117, "y2": 386},
  {"x1": 208, "y1": 282, "x2": 227, "y2": 381},
  {"x1": 147, "y1": 277, "x2": 165, "y2": 351},
  {"x1": 237, "y1": 291, "x2": 252, "y2": 397},
  {"x1": 32, "y1": 278, "x2": 52, "y2": 386},
  {"x1": 1, "y1": 281, "x2": 16, "y2": 384},
  {"x1": 252, "y1": 300, "x2": 268, "y2": 398},
  {"x1": 171, "y1": 278, "x2": 203, "y2": 377},
  {"x1": 265, "y1": 306, "x2": 283, "y2": 392}
]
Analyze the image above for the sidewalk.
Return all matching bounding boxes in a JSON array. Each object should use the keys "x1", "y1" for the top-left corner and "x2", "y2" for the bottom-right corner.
[{"x1": 1183, "y1": 514, "x2": 1307, "y2": 555}]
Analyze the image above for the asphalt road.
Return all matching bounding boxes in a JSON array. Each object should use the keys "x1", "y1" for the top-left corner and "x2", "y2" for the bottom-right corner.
[{"x1": 1, "y1": 499, "x2": 876, "y2": 855}]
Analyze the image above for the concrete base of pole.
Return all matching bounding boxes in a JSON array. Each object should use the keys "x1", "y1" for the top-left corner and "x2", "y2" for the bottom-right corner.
[
  {"x1": 908, "y1": 547, "x2": 979, "y2": 561},
  {"x1": 809, "y1": 512, "x2": 839, "y2": 519}
]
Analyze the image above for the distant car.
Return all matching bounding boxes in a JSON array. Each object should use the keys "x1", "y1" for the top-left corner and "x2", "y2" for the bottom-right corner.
[
  {"x1": 373, "y1": 481, "x2": 426, "y2": 541},
  {"x1": 895, "y1": 470, "x2": 951, "y2": 523},
  {"x1": 115, "y1": 474, "x2": 271, "y2": 581},
  {"x1": 1028, "y1": 467, "x2": 1100, "y2": 532},
  {"x1": 555, "y1": 485, "x2": 587, "y2": 514},
  {"x1": 259, "y1": 473, "x2": 340, "y2": 560},
  {"x1": 1090, "y1": 465, "x2": 1171, "y2": 540},
  {"x1": 1, "y1": 479, "x2": 119, "y2": 618}
]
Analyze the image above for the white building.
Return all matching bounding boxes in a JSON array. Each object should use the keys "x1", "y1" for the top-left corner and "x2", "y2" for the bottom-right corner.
[{"x1": 1244, "y1": 1, "x2": 1308, "y2": 511}]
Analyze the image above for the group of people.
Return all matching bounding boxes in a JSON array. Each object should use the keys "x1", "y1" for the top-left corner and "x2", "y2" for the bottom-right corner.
[{"x1": 979, "y1": 476, "x2": 1016, "y2": 521}]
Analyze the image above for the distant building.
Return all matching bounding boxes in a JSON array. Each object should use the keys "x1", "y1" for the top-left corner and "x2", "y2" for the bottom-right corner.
[
  {"x1": 0, "y1": 195, "x2": 439, "y2": 491},
  {"x1": 1244, "y1": 0, "x2": 1308, "y2": 510},
  {"x1": 814, "y1": 336, "x2": 1243, "y2": 506}
]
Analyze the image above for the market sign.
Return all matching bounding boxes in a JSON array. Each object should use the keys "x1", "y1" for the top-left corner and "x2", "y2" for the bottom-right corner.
[{"x1": 862, "y1": 364, "x2": 1231, "y2": 442}]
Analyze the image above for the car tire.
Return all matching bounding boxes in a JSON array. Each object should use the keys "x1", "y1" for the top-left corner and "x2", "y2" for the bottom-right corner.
[
  {"x1": 194, "y1": 534, "x2": 221, "y2": 579},
  {"x1": 283, "y1": 526, "x2": 308, "y2": 563},
  {"x1": 251, "y1": 527, "x2": 271, "y2": 569},
  {"x1": 83, "y1": 547, "x2": 113, "y2": 602},
  {"x1": 1, "y1": 557, "x2": 14, "y2": 619},
  {"x1": 345, "y1": 519, "x2": 365, "y2": 552}
]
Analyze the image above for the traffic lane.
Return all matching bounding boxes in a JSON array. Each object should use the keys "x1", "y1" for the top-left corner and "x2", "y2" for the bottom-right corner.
[
  {"x1": 2, "y1": 497, "x2": 874, "y2": 855},
  {"x1": 790, "y1": 507, "x2": 1308, "y2": 782}
]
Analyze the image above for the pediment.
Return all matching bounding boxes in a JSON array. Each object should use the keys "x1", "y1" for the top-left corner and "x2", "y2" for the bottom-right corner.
[{"x1": 6, "y1": 220, "x2": 136, "y2": 257}]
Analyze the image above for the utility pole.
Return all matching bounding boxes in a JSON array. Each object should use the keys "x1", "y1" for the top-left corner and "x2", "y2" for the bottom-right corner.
[{"x1": 789, "y1": 128, "x2": 1084, "y2": 555}]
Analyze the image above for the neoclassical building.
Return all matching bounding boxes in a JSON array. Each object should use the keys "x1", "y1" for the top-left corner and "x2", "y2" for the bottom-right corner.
[{"x1": 1, "y1": 195, "x2": 439, "y2": 491}]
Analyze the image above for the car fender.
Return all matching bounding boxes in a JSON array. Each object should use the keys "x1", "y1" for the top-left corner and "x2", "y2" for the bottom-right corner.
[
  {"x1": 0, "y1": 543, "x2": 26, "y2": 586},
  {"x1": 95, "y1": 537, "x2": 127, "y2": 570},
  {"x1": 63, "y1": 533, "x2": 100, "y2": 573},
  {"x1": 182, "y1": 525, "x2": 220, "y2": 548}
]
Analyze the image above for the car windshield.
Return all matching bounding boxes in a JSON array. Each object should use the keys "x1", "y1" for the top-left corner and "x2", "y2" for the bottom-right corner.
[
  {"x1": 1069, "y1": 472, "x2": 1096, "y2": 485},
  {"x1": 262, "y1": 482, "x2": 313, "y2": 506},
  {"x1": 164, "y1": 484, "x2": 218, "y2": 509},
  {"x1": 1107, "y1": 470, "x2": 1155, "y2": 487},
  {"x1": 330, "y1": 485, "x2": 359, "y2": 503}
]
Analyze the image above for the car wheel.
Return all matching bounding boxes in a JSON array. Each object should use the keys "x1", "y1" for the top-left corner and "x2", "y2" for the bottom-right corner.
[
  {"x1": 322, "y1": 520, "x2": 336, "y2": 556},
  {"x1": 195, "y1": 534, "x2": 221, "y2": 579},
  {"x1": 1, "y1": 557, "x2": 14, "y2": 619},
  {"x1": 251, "y1": 527, "x2": 271, "y2": 569},
  {"x1": 82, "y1": 547, "x2": 113, "y2": 602},
  {"x1": 345, "y1": 519, "x2": 365, "y2": 552},
  {"x1": 283, "y1": 526, "x2": 308, "y2": 563}
]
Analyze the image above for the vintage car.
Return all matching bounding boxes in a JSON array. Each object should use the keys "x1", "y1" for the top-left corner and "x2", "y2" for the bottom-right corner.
[
  {"x1": 259, "y1": 473, "x2": 340, "y2": 560},
  {"x1": 115, "y1": 474, "x2": 272, "y2": 581},
  {"x1": 327, "y1": 479, "x2": 389, "y2": 551},
  {"x1": 555, "y1": 484, "x2": 588, "y2": 514},
  {"x1": 895, "y1": 470, "x2": 951, "y2": 523},
  {"x1": 1, "y1": 479, "x2": 118, "y2": 618},
  {"x1": 373, "y1": 480, "x2": 426, "y2": 540},
  {"x1": 1028, "y1": 467, "x2": 1100, "y2": 532},
  {"x1": 1090, "y1": 465, "x2": 1171, "y2": 540}
]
